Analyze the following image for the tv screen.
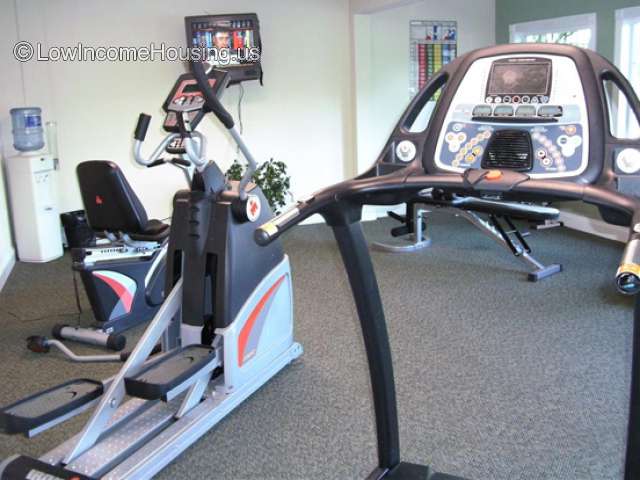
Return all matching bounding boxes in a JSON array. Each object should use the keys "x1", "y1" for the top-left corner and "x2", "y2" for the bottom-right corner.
[{"x1": 185, "y1": 13, "x2": 262, "y2": 84}]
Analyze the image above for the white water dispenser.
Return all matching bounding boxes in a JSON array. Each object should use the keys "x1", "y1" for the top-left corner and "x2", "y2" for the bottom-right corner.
[{"x1": 6, "y1": 108, "x2": 63, "y2": 262}]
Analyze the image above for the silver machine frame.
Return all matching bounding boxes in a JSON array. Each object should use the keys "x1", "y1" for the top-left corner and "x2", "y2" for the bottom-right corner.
[{"x1": 373, "y1": 202, "x2": 562, "y2": 281}]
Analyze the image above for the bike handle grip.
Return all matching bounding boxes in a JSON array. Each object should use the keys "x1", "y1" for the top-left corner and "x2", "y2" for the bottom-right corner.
[
  {"x1": 616, "y1": 230, "x2": 640, "y2": 295},
  {"x1": 171, "y1": 158, "x2": 192, "y2": 167},
  {"x1": 134, "y1": 113, "x2": 151, "y2": 141},
  {"x1": 146, "y1": 159, "x2": 166, "y2": 168}
]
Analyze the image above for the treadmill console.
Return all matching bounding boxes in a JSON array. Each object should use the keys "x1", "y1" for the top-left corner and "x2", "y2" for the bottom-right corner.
[
  {"x1": 367, "y1": 44, "x2": 640, "y2": 219},
  {"x1": 434, "y1": 54, "x2": 589, "y2": 178}
]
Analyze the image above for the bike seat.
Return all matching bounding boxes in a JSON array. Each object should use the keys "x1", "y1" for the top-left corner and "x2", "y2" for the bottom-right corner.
[{"x1": 77, "y1": 161, "x2": 170, "y2": 242}]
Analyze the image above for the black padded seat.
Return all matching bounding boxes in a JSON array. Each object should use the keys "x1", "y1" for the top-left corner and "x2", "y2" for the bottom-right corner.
[
  {"x1": 129, "y1": 219, "x2": 170, "y2": 242},
  {"x1": 77, "y1": 161, "x2": 170, "y2": 242}
]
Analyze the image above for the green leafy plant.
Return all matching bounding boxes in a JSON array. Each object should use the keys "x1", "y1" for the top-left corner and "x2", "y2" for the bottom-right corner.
[{"x1": 226, "y1": 158, "x2": 291, "y2": 214}]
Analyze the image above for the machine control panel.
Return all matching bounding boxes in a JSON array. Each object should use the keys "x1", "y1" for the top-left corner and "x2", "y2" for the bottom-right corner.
[
  {"x1": 441, "y1": 122, "x2": 583, "y2": 173},
  {"x1": 163, "y1": 78, "x2": 213, "y2": 131},
  {"x1": 162, "y1": 71, "x2": 228, "y2": 133},
  {"x1": 434, "y1": 54, "x2": 589, "y2": 178}
]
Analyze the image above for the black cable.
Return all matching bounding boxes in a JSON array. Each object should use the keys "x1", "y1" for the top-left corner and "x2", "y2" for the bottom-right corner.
[
  {"x1": 2, "y1": 310, "x2": 82, "y2": 324},
  {"x1": 2, "y1": 267, "x2": 84, "y2": 325},
  {"x1": 237, "y1": 83, "x2": 245, "y2": 135},
  {"x1": 72, "y1": 269, "x2": 83, "y2": 315},
  {"x1": 71, "y1": 269, "x2": 84, "y2": 326}
]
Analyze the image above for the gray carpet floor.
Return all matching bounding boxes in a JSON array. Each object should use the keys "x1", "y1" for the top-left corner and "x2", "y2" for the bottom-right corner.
[{"x1": 0, "y1": 216, "x2": 633, "y2": 479}]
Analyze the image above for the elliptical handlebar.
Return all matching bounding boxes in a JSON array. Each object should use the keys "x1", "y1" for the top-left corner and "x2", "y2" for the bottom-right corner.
[
  {"x1": 255, "y1": 169, "x2": 640, "y2": 295},
  {"x1": 190, "y1": 61, "x2": 235, "y2": 129},
  {"x1": 190, "y1": 60, "x2": 258, "y2": 200},
  {"x1": 132, "y1": 113, "x2": 208, "y2": 170}
]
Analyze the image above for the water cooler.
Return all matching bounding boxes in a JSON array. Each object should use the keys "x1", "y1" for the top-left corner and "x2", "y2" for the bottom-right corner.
[{"x1": 5, "y1": 107, "x2": 63, "y2": 262}]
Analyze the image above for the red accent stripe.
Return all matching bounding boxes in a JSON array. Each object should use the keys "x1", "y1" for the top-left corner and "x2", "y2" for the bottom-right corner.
[
  {"x1": 238, "y1": 275, "x2": 286, "y2": 367},
  {"x1": 94, "y1": 273, "x2": 134, "y2": 313}
]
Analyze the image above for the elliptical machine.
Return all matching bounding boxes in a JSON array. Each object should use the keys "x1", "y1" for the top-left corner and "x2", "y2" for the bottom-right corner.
[{"x1": 0, "y1": 66, "x2": 301, "y2": 478}]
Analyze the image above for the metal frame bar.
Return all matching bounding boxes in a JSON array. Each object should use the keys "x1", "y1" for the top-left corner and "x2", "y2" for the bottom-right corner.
[
  {"x1": 374, "y1": 203, "x2": 561, "y2": 280},
  {"x1": 332, "y1": 221, "x2": 401, "y2": 472},
  {"x1": 63, "y1": 279, "x2": 184, "y2": 464}
]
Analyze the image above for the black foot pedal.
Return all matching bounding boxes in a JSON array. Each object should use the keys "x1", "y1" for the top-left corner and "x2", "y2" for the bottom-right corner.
[
  {"x1": 0, "y1": 455, "x2": 94, "y2": 480},
  {"x1": 0, "y1": 379, "x2": 103, "y2": 436},
  {"x1": 124, "y1": 345, "x2": 217, "y2": 400}
]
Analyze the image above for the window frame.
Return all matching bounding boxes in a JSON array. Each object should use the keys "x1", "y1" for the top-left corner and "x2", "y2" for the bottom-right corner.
[
  {"x1": 613, "y1": 6, "x2": 640, "y2": 139},
  {"x1": 509, "y1": 13, "x2": 597, "y2": 50}
]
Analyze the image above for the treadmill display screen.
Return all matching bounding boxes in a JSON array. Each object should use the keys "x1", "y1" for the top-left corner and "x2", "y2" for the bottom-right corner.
[{"x1": 487, "y1": 60, "x2": 551, "y2": 96}]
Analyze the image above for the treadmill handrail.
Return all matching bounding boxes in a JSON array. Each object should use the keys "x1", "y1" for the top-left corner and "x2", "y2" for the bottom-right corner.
[{"x1": 255, "y1": 169, "x2": 640, "y2": 293}]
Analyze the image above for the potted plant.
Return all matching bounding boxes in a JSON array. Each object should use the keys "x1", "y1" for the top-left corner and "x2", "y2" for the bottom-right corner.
[{"x1": 226, "y1": 158, "x2": 291, "y2": 214}]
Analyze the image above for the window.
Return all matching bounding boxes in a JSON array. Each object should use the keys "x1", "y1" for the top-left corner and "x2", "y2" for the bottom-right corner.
[
  {"x1": 603, "y1": 79, "x2": 640, "y2": 139},
  {"x1": 614, "y1": 6, "x2": 640, "y2": 139},
  {"x1": 509, "y1": 13, "x2": 597, "y2": 50}
]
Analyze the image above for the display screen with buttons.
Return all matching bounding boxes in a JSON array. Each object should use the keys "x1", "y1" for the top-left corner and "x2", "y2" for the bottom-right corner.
[
  {"x1": 434, "y1": 54, "x2": 589, "y2": 178},
  {"x1": 163, "y1": 77, "x2": 219, "y2": 131}
]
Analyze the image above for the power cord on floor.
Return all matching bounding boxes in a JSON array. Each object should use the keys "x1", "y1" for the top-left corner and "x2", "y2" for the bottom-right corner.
[
  {"x1": 71, "y1": 269, "x2": 84, "y2": 327},
  {"x1": 2, "y1": 310, "x2": 83, "y2": 324},
  {"x1": 2, "y1": 268, "x2": 85, "y2": 324}
]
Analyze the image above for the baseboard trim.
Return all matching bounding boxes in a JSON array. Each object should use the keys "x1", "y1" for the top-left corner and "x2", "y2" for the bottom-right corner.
[
  {"x1": 559, "y1": 210, "x2": 627, "y2": 243},
  {"x1": 0, "y1": 247, "x2": 16, "y2": 292}
]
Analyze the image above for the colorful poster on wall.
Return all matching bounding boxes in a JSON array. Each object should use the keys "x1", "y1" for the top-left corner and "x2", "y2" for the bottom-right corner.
[{"x1": 409, "y1": 20, "x2": 458, "y2": 98}]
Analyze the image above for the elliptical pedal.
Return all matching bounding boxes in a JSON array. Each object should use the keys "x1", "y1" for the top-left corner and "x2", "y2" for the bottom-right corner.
[
  {"x1": 124, "y1": 345, "x2": 218, "y2": 401},
  {"x1": 0, "y1": 379, "x2": 103, "y2": 437}
]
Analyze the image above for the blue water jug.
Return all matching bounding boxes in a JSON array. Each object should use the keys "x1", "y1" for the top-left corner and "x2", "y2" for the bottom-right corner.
[{"x1": 10, "y1": 107, "x2": 45, "y2": 152}]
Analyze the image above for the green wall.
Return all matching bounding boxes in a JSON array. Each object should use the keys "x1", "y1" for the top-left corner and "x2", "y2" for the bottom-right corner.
[{"x1": 496, "y1": 0, "x2": 640, "y2": 61}]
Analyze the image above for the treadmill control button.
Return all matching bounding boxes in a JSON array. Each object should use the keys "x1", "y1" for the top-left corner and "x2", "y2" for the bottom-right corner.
[
  {"x1": 493, "y1": 105, "x2": 514, "y2": 117},
  {"x1": 485, "y1": 170, "x2": 503, "y2": 180},
  {"x1": 515, "y1": 105, "x2": 536, "y2": 117},
  {"x1": 473, "y1": 105, "x2": 492, "y2": 117},
  {"x1": 396, "y1": 140, "x2": 417, "y2": 163},
  {"x1": 538, "y1": 105, "x2": 563, "y2": 117}
]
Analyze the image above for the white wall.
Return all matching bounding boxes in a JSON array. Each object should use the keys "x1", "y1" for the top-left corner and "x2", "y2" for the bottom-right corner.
[
  {"x1": 354, "y1": 0, "x2": 496, "y2": 173},
  {"x1": 0, "y1": 0, "x2": 21, "y2": 289},
  {"x1": 8, "y1": 0, "x2": 353, "y2": 221},
  {"x1": 351, "y1": 0, "x2": 424, "y2": 14}
]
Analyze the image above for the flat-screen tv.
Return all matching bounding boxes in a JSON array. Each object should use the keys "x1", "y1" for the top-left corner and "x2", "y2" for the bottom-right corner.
[{"x1": 185, "y1": 13, "x2": 262, "y2": 85}]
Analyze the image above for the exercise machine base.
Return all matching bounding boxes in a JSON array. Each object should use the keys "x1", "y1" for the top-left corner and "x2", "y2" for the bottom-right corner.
[
  {"x1": 368, "y1": 462, "x2": 469, "y2": 480},
  {"x1": 374, "y1": 203, "x2": 562, "y2": 282}
]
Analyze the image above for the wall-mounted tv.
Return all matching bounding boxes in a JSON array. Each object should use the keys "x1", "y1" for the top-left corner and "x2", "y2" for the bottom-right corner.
[{"x1": 185, "y1": 13, "x2": 262, "y2": 85}]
